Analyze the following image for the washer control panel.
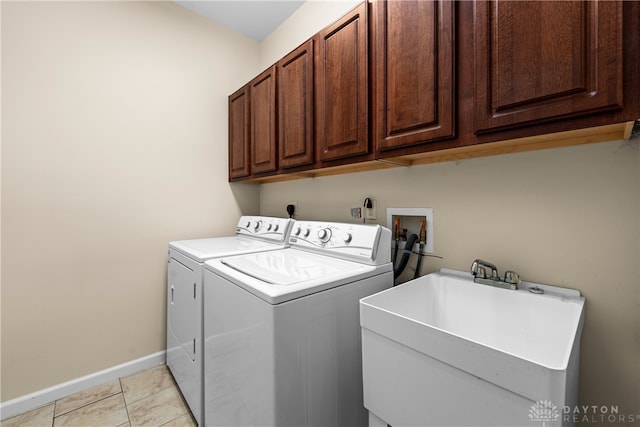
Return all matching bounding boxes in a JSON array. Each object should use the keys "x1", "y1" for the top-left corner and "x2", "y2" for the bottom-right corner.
[
  {"x1": 289, "y1": 221, "x2": 390, "y2": 264},
  {"x1": 236, "y1": 216, "x2": 292, "y2": 242}
]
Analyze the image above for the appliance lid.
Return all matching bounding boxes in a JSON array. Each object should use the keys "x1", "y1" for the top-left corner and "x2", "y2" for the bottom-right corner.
[
  {"x1": 170, "y1": 236, "x2": 284, "y2": 262},
  {"x1": 220, "y1": 249, "x2": 369, "y2": 285},
  {"x1": 207, "y1": 249, "x2": 392, "y2": 304}
]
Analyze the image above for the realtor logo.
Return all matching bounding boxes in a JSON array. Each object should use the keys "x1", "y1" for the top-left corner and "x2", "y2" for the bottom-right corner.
[{"x1": 529, "y1": 400, "x2": 560, "y2": 425}]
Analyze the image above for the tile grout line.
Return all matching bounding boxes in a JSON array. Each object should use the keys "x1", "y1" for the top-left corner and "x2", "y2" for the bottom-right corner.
[
  {"x1": 119, "y1": 378, "x2": 132, "y2": 427},
  {"x1": 123, "y1": 385, "x2": 174, "y2": 406},
  {"x1": 118, "y1": 377, "x2": 131, "y2": 427},
  {"x1": 52, "y1": 391, "x2": 123, "y2": 419}
]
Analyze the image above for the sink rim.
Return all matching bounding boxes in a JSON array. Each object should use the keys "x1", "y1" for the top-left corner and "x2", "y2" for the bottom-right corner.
[{"x1": 360, "y1": 268, "x2": 585, "y2": 371}]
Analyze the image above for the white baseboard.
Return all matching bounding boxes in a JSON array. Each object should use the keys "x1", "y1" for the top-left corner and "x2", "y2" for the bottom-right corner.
[{"x1": 0, "y1": 350, "x2": 166, "y2": 421}]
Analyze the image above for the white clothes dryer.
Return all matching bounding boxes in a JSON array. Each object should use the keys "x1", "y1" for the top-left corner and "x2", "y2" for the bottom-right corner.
[
  {"x1": 203, "y1": 220, "x2": 392, "y2": 427},
  {"x1": 166, "y1": 216, "x2": 292, "y2": 426}
]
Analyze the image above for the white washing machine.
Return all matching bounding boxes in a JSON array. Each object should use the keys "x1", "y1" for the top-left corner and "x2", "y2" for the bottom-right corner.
[
  {"x1": 203, "y1": 220, "x2": 392, "y2": 427},
  {"x1": 166, "y1": 216, "x2": 292, "y2": 426}
]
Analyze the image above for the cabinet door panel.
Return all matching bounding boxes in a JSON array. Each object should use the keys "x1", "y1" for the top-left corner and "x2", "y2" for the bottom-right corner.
[
  {"x1": 375, "y1": 0, "x2": 455, "y2": 151},
  {"x1": 474, "y1": 0, "x2": 623, "y2": 133},
  {"x1": 316, "y1": 2, "x2": 368, "y2": 162},
  {"x1": 228, "y1": 86, "x2": 250, "y2": 179},
  {"x1": 278, "y1": 40, "x2": 314, "y2": 169},
  {"x1": 250, "y1": 65, "x2": 277, "y2": 174}
]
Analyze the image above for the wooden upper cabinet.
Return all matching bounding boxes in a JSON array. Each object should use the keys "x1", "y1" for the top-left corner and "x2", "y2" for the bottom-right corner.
[
  {"x1": 278, "y1": 40, "x2": 314, "y2": 169},
  {"x1": 315, "y1": 2, "x2": 369, "y2": 162},
  {"x1": 374, "y1": 0, "x2": 455, "y2": 152},
  {"x1": 474, "y1": 0, "x2": 623, "y2": 133},
  {"x1": 228, "y1": 86, "x2": 250, "y2": 180},
  {"x1": 250, "y1": 65, "x2": 278, "y2": 174}
]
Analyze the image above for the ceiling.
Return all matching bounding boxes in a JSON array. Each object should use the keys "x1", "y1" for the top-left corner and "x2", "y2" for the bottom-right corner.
[{"x1": 175, "y1": 1, "x2": 306, "y2": 41}]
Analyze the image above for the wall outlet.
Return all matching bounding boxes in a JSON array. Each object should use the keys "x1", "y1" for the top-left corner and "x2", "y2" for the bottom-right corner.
[
  {"x1": 364, "y1": 198, "x2": 376, "y2": 220},
  {"x1": 350, "y1": 207, "x2": 362, "y2": 219}
]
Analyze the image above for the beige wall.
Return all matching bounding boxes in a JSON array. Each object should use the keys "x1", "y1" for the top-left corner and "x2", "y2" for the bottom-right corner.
[{"x1": 1, "y1": 1, "x2": 259, "y2": 400}]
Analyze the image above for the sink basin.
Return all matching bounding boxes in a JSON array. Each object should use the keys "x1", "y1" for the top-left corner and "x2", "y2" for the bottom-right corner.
[{"x1": 360, "y1": 268, "x2": 585, "y2": 427}]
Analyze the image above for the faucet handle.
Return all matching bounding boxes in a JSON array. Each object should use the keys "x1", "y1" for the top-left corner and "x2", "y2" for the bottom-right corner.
[
  {"x1": 475, "y1": 266, "x2": 487, "y2": 279},
  {"x1": 504, "y1": 270, "x2": 520, "y2": 285},
  {"x1": 470, "y1": 259, "x2": 482, "y2": 277},
  {"x1": 471, "y1": 259, "x2": 498, "y2": 279}
]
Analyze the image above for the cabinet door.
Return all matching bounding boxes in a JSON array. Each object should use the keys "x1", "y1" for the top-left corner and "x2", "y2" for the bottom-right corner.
[
  {"x1": 278, "y1": 40, "x2": 314, "y2": 169},
  {"x1": 315, "y1": 2, "x2": 368, "y2": 162},
  {"x1": 474, "y1": 0, "x2": 623, "y2": 133},
  {"x1": 228, "y1": 86, "x2": 250, "y2": 180},
  {"x1": 375, "y1": 0, "x2": 455, "y2": 152},
  {"x1": 250, "y1": 65, "x2": 278, "y2": 174}
]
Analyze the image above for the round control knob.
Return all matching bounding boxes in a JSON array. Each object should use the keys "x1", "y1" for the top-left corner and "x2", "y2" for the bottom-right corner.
[
  {"x1": 273, "y1": 224, "x2": 279, "y2": 232},
  {"x1": 245, "y1": 220, "x2": 251, "y2": 228},
  {"x1": 343, "y1": 232, "x2": 352, "y2": 243},
  {"x1": 303, "y1": 228, "x2": 310, "y2": 237},
  {"x1": 294, "y1": 227, "x2": 302, "y2": 236},
  {"x1": 253, "y1": 221, "x2": 262, "y2": 231},
  {"x1": 317, "y1": 228, "x2": 332, "y2": 242},
  {"x1": 267, "y1": 224, "x2": 273, "y2": 231}
]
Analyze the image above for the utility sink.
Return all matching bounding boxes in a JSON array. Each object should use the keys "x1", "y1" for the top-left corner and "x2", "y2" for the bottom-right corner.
[{"x1": 360, "y1": 268, "x2": 585, "y2": 427}]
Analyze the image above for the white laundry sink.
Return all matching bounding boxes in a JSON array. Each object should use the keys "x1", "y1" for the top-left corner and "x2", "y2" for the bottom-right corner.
[{"x1": 360, "y1": 268, "x2": 585, "y2": 427}]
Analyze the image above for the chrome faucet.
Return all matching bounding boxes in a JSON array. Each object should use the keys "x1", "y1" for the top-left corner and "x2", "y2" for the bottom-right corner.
[
  {"x1": 470, "y1": 259, "x2": 520, "y2": 290},
  {"x1": 470, "y1": 259, "x2": 499, "y2": 280}
]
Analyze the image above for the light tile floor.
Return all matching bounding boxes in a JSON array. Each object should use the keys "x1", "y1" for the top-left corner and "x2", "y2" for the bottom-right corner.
[{"x1": 1, "y1": 365, "x2": 197, "y2": 427}]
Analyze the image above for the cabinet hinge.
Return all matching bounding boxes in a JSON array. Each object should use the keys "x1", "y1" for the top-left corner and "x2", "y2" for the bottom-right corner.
[{"x1": 193, "y1": 283, "x2": 196, "y2": 299}]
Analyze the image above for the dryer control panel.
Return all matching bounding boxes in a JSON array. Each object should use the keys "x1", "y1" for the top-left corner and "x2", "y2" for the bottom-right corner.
[
  {"x1": 289, "y1": 221, "x2": 391, "y2": 265},
  {"x1": 236, "y1": 216, "x2": 292, "y2": 242}
]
